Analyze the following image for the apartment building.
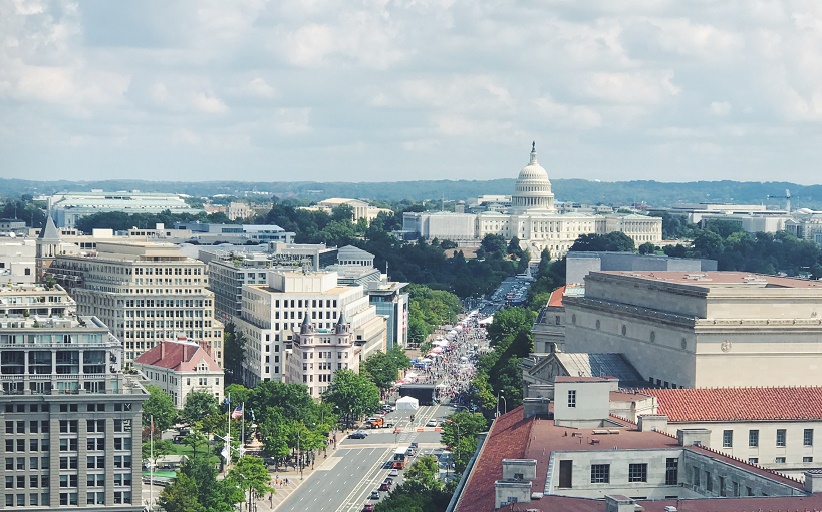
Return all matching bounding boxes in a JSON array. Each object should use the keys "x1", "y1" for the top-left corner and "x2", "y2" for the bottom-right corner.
[
  {"x1": 0, "y1": 283, "x2": 147, "y2": 511},
  {"x1": 46, "y1": 241, "x2": 223, "y2": 367},
  {"x1": 234, "y1": 270, "x2": 386, "y2": 387}
]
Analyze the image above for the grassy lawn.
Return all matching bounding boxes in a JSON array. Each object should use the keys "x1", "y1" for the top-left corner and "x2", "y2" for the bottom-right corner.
[{"x1": 166, "y1": 443, "x2": 221, "y2": 466}]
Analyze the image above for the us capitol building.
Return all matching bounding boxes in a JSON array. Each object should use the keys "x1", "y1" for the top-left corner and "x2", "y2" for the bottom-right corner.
[{"x1": 402, "y1": 143, "x2": 662, "y2": 259}]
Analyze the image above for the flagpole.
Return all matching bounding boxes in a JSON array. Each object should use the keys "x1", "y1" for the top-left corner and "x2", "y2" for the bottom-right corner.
[
  {"x1": 150, "y1": 415, "x2": 154, "y2": 511},
  {"x1": 241, "y1": 402, "x2": 245, "y2": 452},
  {"x1": 226, "y1": 393, "x2": 231, "y2": 471}
]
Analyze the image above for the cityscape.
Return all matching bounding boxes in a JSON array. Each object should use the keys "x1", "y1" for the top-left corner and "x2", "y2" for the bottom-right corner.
[{"x1": 5, "y1": 3, "x2": 822, "y2": 512}]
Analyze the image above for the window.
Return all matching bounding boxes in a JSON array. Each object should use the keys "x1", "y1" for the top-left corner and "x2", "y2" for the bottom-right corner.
[
  {"x1": 628, "y1": 463, "x2": 647, "y2": 482},
  {"x1": 749, "y1": 429, "x2": 759, "y2": 447},
  {"x1": 775, "y1": 457, "x2": 786, "y2": 463},
  {"x1": 719, "y1": 476, "x2": 726, "y2": 496},
  {"x1": 747, "y1": 486, "x2": 754, "y2": 496},
  {"x1": 665, "y1": 458, "x2": 678, "y2": 486},
  {"x1": 693, "y1": 466, "x2": 700, "y2": 487},
  {"x1": 723, "y1": 430, "x2": 733, "y2": 448},
  {"x1": 733, "y1": 481, "x2": 740, "y2": 497},
  {"x1": 590, "y1": 464, "x2": 609, "y2": 483},
  {"x1": 748, "y1": 457, "x2": 759, "y2": 464},
  {"x1": 804, "y1": 457, "x2": 814, "y2": 463},
  {"x1": 567, "y1": 390, "x2": 576, "y2": 408},
  {"x1": 805, "y1": 429, "x2": 814, "y2": 446},
  {"x1": 706, "y1": 471, "x2": 713, "y2": 492},
  {"x1": 776, "y1": 429, "x2": 787, "y2": 447}
]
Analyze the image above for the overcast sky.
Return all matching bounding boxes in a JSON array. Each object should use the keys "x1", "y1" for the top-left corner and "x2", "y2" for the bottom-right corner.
[{"x1": 3, "y1": 0, "x2": 822, "y2": 185}]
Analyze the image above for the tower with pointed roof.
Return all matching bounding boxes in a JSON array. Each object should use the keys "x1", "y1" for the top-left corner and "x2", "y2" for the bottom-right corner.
[{"x1": 36, "y1": 213, "x2": 61, "y2": 281}]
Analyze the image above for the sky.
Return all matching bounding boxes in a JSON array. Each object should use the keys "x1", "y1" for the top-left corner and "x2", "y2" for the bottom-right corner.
[{"x1": 3, "y1": 0, "x2": 822, "y2": 185}]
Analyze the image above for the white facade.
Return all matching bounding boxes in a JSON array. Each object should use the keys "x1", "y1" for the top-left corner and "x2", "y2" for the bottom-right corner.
[
  {"x1": 0, "y1": 235, "x2": 35, "y2": 285},
  {"x1": 50, "y1": 190, "x2": 203, "y2": 229},
  {"x1": 47, "y1": 241, "x2": 224, "y2": 367},
  {"x1": 236, "y1": 270, "x2": 386, "y2": 386},
  {"x1": 402, "y1": 145, "x2": 662, "y2": 258},
  {"x1": 134, "y1": 340, "x2": 224, "y2": 408}
]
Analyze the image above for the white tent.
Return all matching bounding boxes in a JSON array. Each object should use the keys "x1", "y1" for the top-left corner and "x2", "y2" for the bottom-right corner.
[
  {"x1": 396, "y1": 396, "x2": 419, "y2": 411},
  {"x1": 479, "y1": 316, "x2": 494, "y2": 326},
  {"x1": 433, "y1": 339, "x2": 450, "y2": 347}
]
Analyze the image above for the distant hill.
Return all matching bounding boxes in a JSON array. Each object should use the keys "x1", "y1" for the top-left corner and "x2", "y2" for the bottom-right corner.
[{"x1": 1, "y1": 178, "x2": 819, "y2": 209}]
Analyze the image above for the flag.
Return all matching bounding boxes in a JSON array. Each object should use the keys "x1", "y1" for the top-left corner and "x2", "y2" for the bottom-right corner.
[{"x1": 231, "y1": 404, "x2": 243, "y2": 420}]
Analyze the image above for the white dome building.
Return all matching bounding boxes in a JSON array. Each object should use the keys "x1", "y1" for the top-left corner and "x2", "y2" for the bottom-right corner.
[{"x1": 511, "y1": 142, "x2": 555, "y2": 213}]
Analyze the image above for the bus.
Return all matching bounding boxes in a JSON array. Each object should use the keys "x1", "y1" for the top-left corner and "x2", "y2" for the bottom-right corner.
[{"x1": 392, "y1": 447, "x2": 408, "y2": 469}]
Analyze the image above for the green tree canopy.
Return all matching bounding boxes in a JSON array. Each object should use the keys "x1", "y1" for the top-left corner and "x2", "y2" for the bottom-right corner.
[
  {"x1": 570, "y1": 231, "x2": 635, "y2": 252},
  {"x1": 322, "y1": 369, "x2": 380, "y2": 425},
  {"x1": 404, "y1": 456, "x2": 442, "y2": 490},
  {"x1": 229, "y1": 456, "x2": 273, "y2": 503},
  {"x1": 143, "y1": 385, "x2": 178, "y2": 431},
  {"x1": 158, "y1": 472, "x2": 204, "y2": 512},
  {"x1": 182, "y1": 391, "x2": 219, "y2": 425}
]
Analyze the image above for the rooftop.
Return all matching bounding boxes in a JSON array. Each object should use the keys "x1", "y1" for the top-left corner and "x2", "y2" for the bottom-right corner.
[
  {"x1": 597, "y1": 271, "x2": 822, "y2": 289},
  {"x1": 134, "y1": 340, "x2": 221, "y2": 373},
  {"x1": 633, "y1": 387, "x2": 822, "y2": 422}
]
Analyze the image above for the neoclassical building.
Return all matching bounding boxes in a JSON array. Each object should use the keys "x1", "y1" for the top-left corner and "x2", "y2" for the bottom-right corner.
[{"x1": 402, "y1": 144, "x2": 662, "y2": 259}]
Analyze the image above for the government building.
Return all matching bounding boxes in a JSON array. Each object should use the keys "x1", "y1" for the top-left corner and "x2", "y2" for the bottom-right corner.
[{"x1": 403, "y1": 144, "x2": 662, "y2": 259}]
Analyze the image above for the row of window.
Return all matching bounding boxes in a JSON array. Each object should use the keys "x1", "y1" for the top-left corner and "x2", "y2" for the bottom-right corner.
[
  {"x1": 722, "y1": 428, "x2": 813, "y2": 448},
  {"x1": 589, "y1": 460, "x2": 678, "y2": 485},
  {"x1": 3, "y1": 403, "x2": 129, "y2": 414}
]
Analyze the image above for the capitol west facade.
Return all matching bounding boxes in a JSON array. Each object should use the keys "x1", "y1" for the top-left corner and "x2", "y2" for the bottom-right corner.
[{"x1": 402, "y1": 144, "x2": 662, "y2": 259}]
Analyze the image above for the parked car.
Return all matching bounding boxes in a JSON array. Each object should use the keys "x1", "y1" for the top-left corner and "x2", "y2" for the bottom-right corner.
[
  {"x1": 388, "y1": 469, "x2": 399, "y2": 477},
  {"x1": 383, "y1": 477, "x2": 393, "y2": 486},
  {"x1": 362, "y1": 504, "x2": 375, "y2": 512},
  {"x1": 369, "y1": 491, "x2": 380, "y2": 500},
  {"x1": 379, "y1": 483, "x2": 390, "y2": 491}
]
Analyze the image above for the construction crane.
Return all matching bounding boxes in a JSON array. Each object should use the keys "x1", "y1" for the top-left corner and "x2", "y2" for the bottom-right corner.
[{"x1": 767, "y1": 188, "x2": 791, "y2": 213}]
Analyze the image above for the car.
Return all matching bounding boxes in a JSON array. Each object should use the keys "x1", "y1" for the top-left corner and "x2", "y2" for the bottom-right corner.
[
  {"x1": 348, "y1": 432, "x2": 367, "y2": 439},
  {"x1": 388, "y1": 469, "x2": 399, "y2": 477},
  {"x1": 379, "y1": 483, "x2": 390, "y2": 491},
  {"x1": 369, "y1": 491, "x2": 380, "y2": 500},
  {"x1": 426, "y1": 419, "x2": 438, "y2": 427},
  {"x1": 383, "y1": 477, "x2": 393, "y2": 485},
  {"x1": 362, "y1": 504, "x2": 375, "y2": 512}
]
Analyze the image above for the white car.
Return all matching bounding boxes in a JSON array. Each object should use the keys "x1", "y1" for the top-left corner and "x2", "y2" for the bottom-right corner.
[{"x1": 426, "y1": 419, "x2": 438, "y2": 427}]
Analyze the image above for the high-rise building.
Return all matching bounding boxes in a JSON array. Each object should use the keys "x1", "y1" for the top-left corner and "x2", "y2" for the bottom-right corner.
[
  {"x1": 0, "y1": 283, "x2": 148, "y2": 511},
  {"x1": 46, "y1": 241, "x2": 224, "y2": 367}
]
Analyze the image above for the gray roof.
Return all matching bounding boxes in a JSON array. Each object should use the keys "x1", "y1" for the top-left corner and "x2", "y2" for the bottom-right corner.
[
  {"x1": 555, "y1": 353, "x2": 643, "y2": 383},
  {"x1": 38, "y1": 215, "x2": 60, "y2": 241},
  {"x1": 337, "y1": 245, "x2": 374, "y2": 261}
]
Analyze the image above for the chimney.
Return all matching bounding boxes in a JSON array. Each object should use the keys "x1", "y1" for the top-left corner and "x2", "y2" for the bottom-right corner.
[
  {"x1": 637, "y1": 414, "x2": 668, "y2": 432},
  {"x1": 805, "y1": 470, "x2": 822, "y2": 493},
  {"x1": 161, "y1": 342, "x2": 165, "y2": 360},
  {"x1": 183, "y1": 344, "x2": 188, "y2": 361},
  {"x1": 677, "y1": 428, "x2": 712, "y2": 448}
]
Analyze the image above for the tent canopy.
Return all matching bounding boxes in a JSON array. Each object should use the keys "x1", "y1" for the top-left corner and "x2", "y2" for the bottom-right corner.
[{"x1": 396, "y1": 396, "x2": 419, "y2": 411}]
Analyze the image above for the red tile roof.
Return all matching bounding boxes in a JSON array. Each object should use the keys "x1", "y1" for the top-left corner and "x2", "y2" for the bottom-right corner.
[
  {"x1": 547, "y1": 286, "x2": 566, "y2": 307},
  {"x1": 455, "y1": 406, "x2": 533, "y2": 512},
  {"x1": 635, "y1": 387, "x2": 822, "y2": 422},
  {"x1": 134, "y1": 340, "x2": 221, "y2": 373}
]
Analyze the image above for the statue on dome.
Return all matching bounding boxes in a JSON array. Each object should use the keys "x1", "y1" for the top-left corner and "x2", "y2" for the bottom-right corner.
[{"x1": 532, "y1": 141, "x2": 535, "y2": 152}]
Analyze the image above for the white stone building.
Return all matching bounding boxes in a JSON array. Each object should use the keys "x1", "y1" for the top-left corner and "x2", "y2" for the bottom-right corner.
[
  {"x1": 46, "y1": 241, "x2": 224, "y2": 367},
  {"x1": 402, "y1": 144, "x2": 661, "y2": 258},
  {"x1": 300, "y1": 198, "x2": 392, "y2": 224},
  {"x1": 286, "y1": 311, "x2": 360, "y2": 398},
  {"x1": 134, "y1": 339, "x2": 224, "y2": 408},
  {"x1": 563, "y1": 270, "x2": 822, "y2": 388},
  {"x1": 233, "y1": 270, "x2": 386, "y2": 387},
  {"x1": 49, "y1": 190, "x2": 203, "y2": 229},
  {"x1": 0, "y1": 234, "x2": 35, "y2": 285}
]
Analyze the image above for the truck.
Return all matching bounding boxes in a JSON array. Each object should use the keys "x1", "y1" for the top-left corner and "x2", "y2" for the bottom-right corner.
[{"x1": 369, "y1": 417, "x2": 384, "y2": 429}]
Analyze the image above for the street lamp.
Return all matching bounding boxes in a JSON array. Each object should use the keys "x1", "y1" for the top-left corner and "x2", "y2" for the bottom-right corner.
[
  {"x1": 297, "y1": 428, "x2": 303, "y2": 480},
  {"x1": 496, "y1": 392, "x2": 507, "y2": 417}
]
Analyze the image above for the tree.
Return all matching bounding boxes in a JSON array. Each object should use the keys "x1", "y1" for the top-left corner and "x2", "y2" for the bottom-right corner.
[
  {"x1": 224, "y1": 384, "x2": 253, "y2": 410},
  {"x1": 182, "y1": 391, "x2": 219, "y2": 425},
  {"x1": 570, "y1": 231, "x2": 635, "y2": 252},
  {"x1": 158, "y1": 472, "x2": 204, "y2": 512},
  {"x1": 481, "y1": 234, "x2": 508, "y2": 259},
  {"x1": 142, "y1": 437, "x2": 173, "y2": 467},
  {"x1": 322, "y1": 369, "x2": 380, "y2": 426},
  {"x1": 404, "y1": 456, "x2": 442, "y2": 490},
  {"x1": 143, "y1": 385, "x2": 177, "y2": 431},
  {"x1": 440, "y1": 412, "x2": 487, "y2": 449},
  {"x1": 180, "y1": 456, "x2": 243, "y2": 512},
  {"x1": 362, "y1": 352, "x2": 399, "y2": 392},
  {"x1": 229, "y1": 456, "x2": 274, "y2": 508},
  {"x1": 486, "y1": 307, "x2": 535, "y2": 347},
  {"x1": 181, "y1": 430, "x2": 209, "y2": 460},
  {"x1": 638, "y1": 241, "x2": 656, "y2": 254}
]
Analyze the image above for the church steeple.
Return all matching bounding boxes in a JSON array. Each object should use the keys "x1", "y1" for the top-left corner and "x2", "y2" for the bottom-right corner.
[{"x1": 36, "y1": 212, "x2": 61, "y2": 282}]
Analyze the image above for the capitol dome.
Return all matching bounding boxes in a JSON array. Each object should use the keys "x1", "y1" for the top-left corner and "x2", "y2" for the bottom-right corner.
[{"x1": 511, "y1": 142, "x2": 555, "y2": 213}]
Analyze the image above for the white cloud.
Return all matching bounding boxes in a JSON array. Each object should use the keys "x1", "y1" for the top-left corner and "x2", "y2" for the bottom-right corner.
[{"x1": 3, "y1": 1, "x2": 822, "y2": 184}]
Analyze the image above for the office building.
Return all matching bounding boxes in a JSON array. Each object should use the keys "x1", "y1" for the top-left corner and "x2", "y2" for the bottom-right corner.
[
  {"x1": 563, "y1": 271, "x2": 822, "y2": 388},
  {"x1": 46, "y1": 241, "x2": 224, "y2": 367},
  {"x1": 49, "y1": 191, "x2": 202, "y2": 229},
  {"x1": 0, "y1": 283, "x2": 147, "y2": 511},
  {"x1": 0, "y1": 234, "x2": 35, "y2": 285},
  {"x1": 233, "y1": 270, "x2": 386, "y2": 387}
]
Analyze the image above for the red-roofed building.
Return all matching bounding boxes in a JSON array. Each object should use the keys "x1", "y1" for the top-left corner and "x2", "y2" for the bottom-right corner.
[
  {"x1": 610, "y1": 387, "x2": 822, "y2": 479},
  {"x1": 134, "y1": 339, "x2": 224, "y2": 408},
  {"x1": 451, "y1": 379, "x2": 822, "y2": 512}
]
